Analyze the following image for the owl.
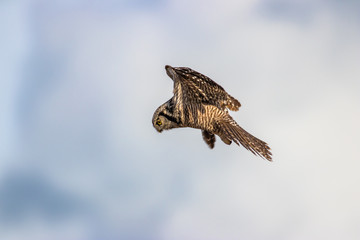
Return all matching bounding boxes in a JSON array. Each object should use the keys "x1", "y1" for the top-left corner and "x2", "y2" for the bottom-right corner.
[{"x1": 152, "y1": 65, "x2": 272, "y2": 161}]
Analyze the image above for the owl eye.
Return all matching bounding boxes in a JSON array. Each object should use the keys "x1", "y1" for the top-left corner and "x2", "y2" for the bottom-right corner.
[{"x1": 156, "y1": 120, "x2": 162, "y2": 126}]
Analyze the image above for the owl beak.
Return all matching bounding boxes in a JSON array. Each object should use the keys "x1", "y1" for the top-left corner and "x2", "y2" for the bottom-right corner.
[{"x1": 153, "y1": 124, "x2": 163, "y2": 133}]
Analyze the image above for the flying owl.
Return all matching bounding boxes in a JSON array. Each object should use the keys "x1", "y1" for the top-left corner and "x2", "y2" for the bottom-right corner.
[{"x1": 152, "y1": 65, "x2": 272, "y2": 161}]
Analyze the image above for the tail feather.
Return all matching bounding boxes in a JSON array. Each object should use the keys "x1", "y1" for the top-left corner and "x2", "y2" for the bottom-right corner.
[{"x1": 217, "y1": 120, "x2": 272, "y2": 161}]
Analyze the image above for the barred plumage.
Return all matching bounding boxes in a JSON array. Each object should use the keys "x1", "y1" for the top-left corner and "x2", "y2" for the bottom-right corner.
[{"x1": 152, "y1": 65, "x2": 272, "y2": 161}]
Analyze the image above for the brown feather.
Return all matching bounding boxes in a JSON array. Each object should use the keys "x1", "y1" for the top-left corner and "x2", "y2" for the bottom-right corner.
[
  {"x1": 216, "y1": 118, "x2": 272, "y2": 161},
  {"x1": 202, "y1": 130, "x2": 215, "y2": 149}
]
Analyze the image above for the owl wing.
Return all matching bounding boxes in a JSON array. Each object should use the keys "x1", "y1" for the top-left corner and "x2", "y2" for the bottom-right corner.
[
  {"x1": 166, "y1": 65, "x2": 241, "y2": 111},
  {"x1": 215, "y1": 115, "x2": 272, "y2": 161}
]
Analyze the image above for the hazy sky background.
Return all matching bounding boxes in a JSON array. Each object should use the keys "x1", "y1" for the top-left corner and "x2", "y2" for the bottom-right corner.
[{"x1": 1, "y1": 0, "x2": 360, "y2": 239}]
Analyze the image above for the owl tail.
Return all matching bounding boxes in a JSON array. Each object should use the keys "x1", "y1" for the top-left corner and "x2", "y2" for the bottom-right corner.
[{"x1": 217, "y1": 120, "x2": 272, "y2": 161}]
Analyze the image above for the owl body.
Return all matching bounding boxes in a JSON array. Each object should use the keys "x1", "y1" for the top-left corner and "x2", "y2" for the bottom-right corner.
[{"x1": 152, "y1": 65, "x2": 272, "y2": 161}]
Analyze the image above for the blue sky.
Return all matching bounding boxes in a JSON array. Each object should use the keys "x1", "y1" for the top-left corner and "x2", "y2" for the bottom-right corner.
[{"x1": 1, "y1": 0, "x2": 360, "y2": 239}]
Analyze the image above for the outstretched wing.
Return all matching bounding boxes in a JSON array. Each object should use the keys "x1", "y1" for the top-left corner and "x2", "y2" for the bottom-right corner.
[
  {"x1": 215, "y1": 115, "x2": 272, "y2": 161},
  {"x1": 166, "y1": 65, "x2": 241, "y2": 111}
]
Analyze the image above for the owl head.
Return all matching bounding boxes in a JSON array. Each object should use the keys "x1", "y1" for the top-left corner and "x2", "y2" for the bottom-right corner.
[{"x1": 152, "y1": 102, "x2": 178, "y2": 132}]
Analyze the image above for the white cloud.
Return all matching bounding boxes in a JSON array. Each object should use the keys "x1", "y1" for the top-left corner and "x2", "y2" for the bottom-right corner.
[{"x1": 1, "y1": 0, "x2": 360, "y2": 239}]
